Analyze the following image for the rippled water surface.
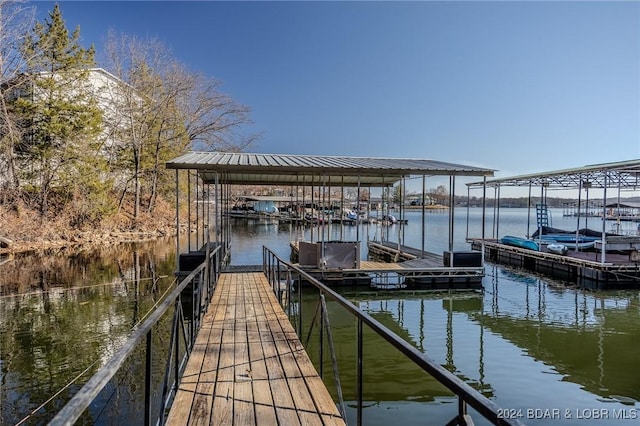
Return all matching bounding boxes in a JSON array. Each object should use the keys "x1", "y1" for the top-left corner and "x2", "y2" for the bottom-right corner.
[{"x1": 1, "y1": 209, "x2": 638, "y2": 424}]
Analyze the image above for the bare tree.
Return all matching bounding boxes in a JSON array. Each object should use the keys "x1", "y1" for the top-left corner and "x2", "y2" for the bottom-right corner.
[
  {"x1": 428, "y1": 184, "x2": 449, "y2": 205},
  {"x1": 101, "y1": 32, "x2": 172, "y2": 218},
  {"x1": 0, "y1": 0, "x2": 34, "y2": 196},
  {"x1": 101, "y1": 31, "x2": 259, "y2": 216}
]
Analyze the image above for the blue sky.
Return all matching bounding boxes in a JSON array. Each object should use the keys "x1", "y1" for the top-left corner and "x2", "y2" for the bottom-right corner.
[{"x1": 38, "y1": 1, "x2": 640, "y2": 192}]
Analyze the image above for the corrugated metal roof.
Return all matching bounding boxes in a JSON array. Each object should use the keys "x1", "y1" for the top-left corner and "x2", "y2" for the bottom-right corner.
[
  {"x1": 466, "y1": 159, "x2": 640, "y2": 189},
  {"x1": 166, "y1": 151, "x2": 494, "y2": 186}
]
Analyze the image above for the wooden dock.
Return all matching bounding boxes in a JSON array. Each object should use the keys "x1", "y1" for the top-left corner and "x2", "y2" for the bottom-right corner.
[
  {"x1": 288, "y1": 240, "x2": 484, "y2": 289},
  {"x1": 166, "y1": 272, "x2": 345, "y2": 425},
  {"x1": 471, "y1": 239, "x2": 640, "y2": 290}
]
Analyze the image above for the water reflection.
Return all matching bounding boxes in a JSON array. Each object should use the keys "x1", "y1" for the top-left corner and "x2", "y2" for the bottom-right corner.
[
  {"x1": 0, "y1": 239, "x2": 177, "y2": 424},
  {"x1": 292, "y1": 266, "x2": 639, "y2": 424},
  {"x1": 1, "y1": 210, "x2": 639, "y2": 424},
  {"x1": 483, "y1": 266, "x2": 640, "y2": 407}
]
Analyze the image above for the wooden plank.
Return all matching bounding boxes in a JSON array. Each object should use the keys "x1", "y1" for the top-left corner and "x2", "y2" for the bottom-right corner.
[
  {"x1": 261, "y1": 301, "x2": 321, "y2": 424},
  {"x1": 258, "y1": 280, "x2": 344, "y2": 424},
  {"x1": 358, "y1": 260, "x2": 404, "y2": 270},
  {"x1": 165, "y1": 280, "x2": 225, "y2": 425},
  {"x1": 233, "y1": 275, "x2": 256, "y2": 426},
  {"x1": 188, "y1": 277, "x2": 229, "y2": 425},
  {"x1": 254, "y1": 274, "x2": 343, "y2": 424},
  {"x1": 251, "y1": 273, "x2": 301, "y2": 425},
  {"x1": 211, "y1": 275, "x2": 236, "y2": 426},
  {"x1": 245, "y1": 274, "x2": 278, "y2": 425}
]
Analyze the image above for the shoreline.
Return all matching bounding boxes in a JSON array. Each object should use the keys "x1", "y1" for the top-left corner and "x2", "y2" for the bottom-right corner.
[{"x1": 0, "y1": 227, "x2": 180, "y2": 256}]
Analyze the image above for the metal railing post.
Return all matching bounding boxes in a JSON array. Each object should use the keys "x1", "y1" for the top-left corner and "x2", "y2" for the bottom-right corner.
[
  {"x1": 287, "y1": 270, "x2": 293, "y2": 317},
  {"x1": 357, "y1": 317, "x2": 363, "y2": 426},
  {"x1": 298, "y1": 275, "x2": 303, "y2": 335},
  {"x1": 459, "y1": 397, "x2": 468, "y2": 425},
  {"x1": 144, "y1": 330, "x2": 152, "y2": 426},
  {"x1": 174, "y1": 300, "x2": 181, "y2": 394},
  {"x1": 205, "y1": 226, "x2": 210, "y2": 306},
  {"x1": 319, "y1": 291, "x2": 324, "y2": 378},
  {"x1": 277, "y1": 259, "x2": 282, "y2": 304},
  {"x1": 191, "y1": 274, "x2": 196, "y2": 347}
]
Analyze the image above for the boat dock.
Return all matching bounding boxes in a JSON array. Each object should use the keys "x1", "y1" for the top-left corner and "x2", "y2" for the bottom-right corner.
[
  {"x1": 51, "y1": 152, "x2": 525, "y2": 425},
  {"x1": 465, "y1": 159, "x2": 640, "y2": 290},
  {"x1": 471, "y1": 239, "x2": 640, "y2": 290},
  {"x1": 166, "y1": 271, "x2": 344, "y2": 425},
  {"x1": 289, "y1": 240, "x2": 485, "y2": 289}
]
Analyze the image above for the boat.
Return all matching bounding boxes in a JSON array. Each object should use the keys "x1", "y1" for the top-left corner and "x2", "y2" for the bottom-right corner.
[
  {"x1": 546, "y1": 243, "x2": 569, "y2": 255},
  {"x1": 531, "y1": 226, "x2": 615, "y2": 250},
  {"x1": 537, "y1": 235, "x2": 596, "y2": 250},
  {"x1": 532, "y1": 226, "x2": 611, "y2": 240},
  {"x1": 500, "y1": 235, "x2": 539, "y2": 251}
]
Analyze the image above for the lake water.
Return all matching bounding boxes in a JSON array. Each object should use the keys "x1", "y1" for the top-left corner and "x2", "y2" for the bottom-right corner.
[{"x1": 1, "y1": 208, "x2": 638, "y2": 424}]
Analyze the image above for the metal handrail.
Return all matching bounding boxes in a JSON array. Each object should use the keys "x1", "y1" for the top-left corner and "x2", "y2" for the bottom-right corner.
[
  {"x1": 263, "y1": 246, "x2": 525, "y2": 426},
  {"x1": 50, "y1": 245, "x2": 223, "y2": 426}
]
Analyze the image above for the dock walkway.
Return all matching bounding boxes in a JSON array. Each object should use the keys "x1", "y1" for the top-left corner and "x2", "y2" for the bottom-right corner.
[
  {"x1": 166, "y1": 272, "x2": 344, "y2": 425},
  {"x1": 471, "y1": 239, "x2": 640, "y2": 289}
]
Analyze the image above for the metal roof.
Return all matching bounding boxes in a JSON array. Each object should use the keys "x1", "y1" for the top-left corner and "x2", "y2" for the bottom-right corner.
[
  {"x1": 466, "y1": 159, "x2": 640, "y2": 190},
  {"x1": 166, "y1": 152, "x2": 495, "y2": 186}
]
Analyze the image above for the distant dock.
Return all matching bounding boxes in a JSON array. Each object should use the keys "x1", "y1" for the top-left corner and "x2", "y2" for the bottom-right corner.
[{"x1": 470, "y1": 239, "x2": 640, "y2": 290}]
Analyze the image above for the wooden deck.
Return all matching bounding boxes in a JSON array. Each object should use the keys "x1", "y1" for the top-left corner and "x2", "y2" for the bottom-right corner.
[
  {"x1": 166, "y1": 272, "x2": 345, "y2": 425},
  {"x1": 471, "y1": 239, "x2": 640, "y2": 289}
]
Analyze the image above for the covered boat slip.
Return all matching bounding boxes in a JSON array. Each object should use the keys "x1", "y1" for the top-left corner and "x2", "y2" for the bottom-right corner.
[
  {"x1": 466, "y1": 159, "x2": 640, "y2": 289},
  {"x1": 166, "y1": 152, "x2": 495, "y2": 285},
  {"x1": 163, "y1": 152, "x2": 527, "y2": 426}
]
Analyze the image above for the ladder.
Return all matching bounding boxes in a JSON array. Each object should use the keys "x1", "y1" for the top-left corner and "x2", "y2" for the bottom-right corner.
[{"x1": 536, "y1": 203, "x2": 550, "y2": 228}]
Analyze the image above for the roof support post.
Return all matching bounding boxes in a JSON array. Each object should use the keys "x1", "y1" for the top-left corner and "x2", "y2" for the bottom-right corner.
[
  {"x1": 356, "y1": 176, "x2": 361, "y2": 243},
  {"x1": 340, "y1": 176, "x2": 345, "y2": 241},
  {"x1": 601, "y1": 173, "x2": 608, "y2": 264},
  {"x1": 465, "y1": 184, "x2": 470, "y2": 243},
  {"x1": 187, "y1": 171, "x2": 192, "y2": 252},
  {"x1": 321, "y1": 175, "x2": 327, "y2": 268},
  {"x1": 585, "y1": 184, "x2": 590, "y2": 229},
  {"x1": 492, "y1": 186, "x2": 498, "y2": 240},
  {"x1": 496, "y1": 184, "x2": 501, "y2": 243},
  {"x1": 295, "y1": 176, "x2": 301, "y2": 238},
  {"x1": 327, "y1": 175, "x2": 332, "y2": 236},
  {"x1": 537, "y1": 184, "x2": 544, "y2": 250},
  {"x1": 526, "y1": 182, "x2": 532, "y2": 239},
  {"x1": 175, "y1": 169, "x2": 180, "y2": 269},
  {"x1": 576, "y1": 177, "x2": 583, "y2": 251},
  {"x1": 214, "y1": 172, "x2": 219, "y2": 247},
  {"x1": 206, "y1": 182, "x2": 210, "y2": 247},
  {"x1": 421, "y1": 175, "x2": 426, "y2": 258},
  {"x1": 196, "y1": 172, "x2": 201, "y2": 249},
  {"x1": 311, "y1": 175, "x2": 315, "y2": 243},
  {"x1": 302, "y1": 175, "x2": 306, "y2": 241},
  {"x1": 448, "y1": 175, "x2": 455, "y2": 253},
  {"x1": 481, "y1": 176, "x2": 487, "y2": 265},
  {"x1": 401, "y1": 176, "x2": 406, "y2": 247},
  {"x1": 615, "y1": 176, "x2": 622, "y2": 233},
  {"x1": 201, "y1": 175, "x2": 206, "y2": 249}
]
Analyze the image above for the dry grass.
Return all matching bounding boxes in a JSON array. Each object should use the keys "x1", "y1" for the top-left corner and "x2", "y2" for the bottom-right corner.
[{"x1": 0, "y1": 196, "x2": 180, "y2": 254}]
